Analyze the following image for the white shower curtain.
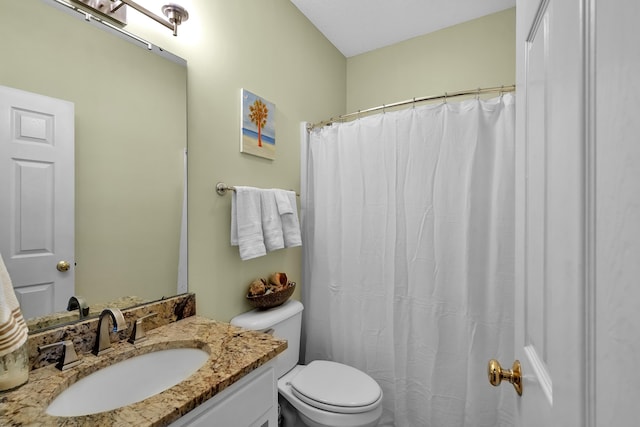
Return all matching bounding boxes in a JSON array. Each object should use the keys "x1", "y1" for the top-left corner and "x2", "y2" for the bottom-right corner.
[{"x1": 301, "y1": 94, "x2": 516, "y2": 427}]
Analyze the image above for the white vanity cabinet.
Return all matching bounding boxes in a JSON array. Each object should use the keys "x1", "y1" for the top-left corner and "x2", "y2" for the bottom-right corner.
[{"x1": 170, "y1": 362, "x2": 278, "y2": 427}]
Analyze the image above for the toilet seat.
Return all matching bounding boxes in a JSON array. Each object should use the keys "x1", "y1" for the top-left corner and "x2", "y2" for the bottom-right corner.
[{"x1": 289, "y1": 360, "x2": 382, "y2": 414}]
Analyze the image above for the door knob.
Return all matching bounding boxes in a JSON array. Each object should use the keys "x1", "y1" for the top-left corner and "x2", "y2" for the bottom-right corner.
[
  {"x1": 488, "y1": 359, "x2": 522, "y2": 396},
  {"x1": 57, "y1": 260, "x2": 71, "y2": 272}
]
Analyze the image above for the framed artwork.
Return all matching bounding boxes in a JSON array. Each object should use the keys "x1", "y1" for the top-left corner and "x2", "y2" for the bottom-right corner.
[{"x1": 240, "y1": 88, "x2": 276, "y2": 160}]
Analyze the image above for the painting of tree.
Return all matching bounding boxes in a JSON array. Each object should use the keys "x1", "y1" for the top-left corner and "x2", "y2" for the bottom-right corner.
[
  {"x1": 241, "y1": 89, "x2": 276, "y2": 160},
  {"x1": 249, "y1": 99, "x2": 268, "y2": 147}
]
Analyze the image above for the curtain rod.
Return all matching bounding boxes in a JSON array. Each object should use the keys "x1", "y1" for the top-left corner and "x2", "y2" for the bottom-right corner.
[{"x1": 307, "y1": 84, "x2": 516, "y2": 131}]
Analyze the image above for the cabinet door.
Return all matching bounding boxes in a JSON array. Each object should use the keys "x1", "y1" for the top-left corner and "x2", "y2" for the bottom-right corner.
[{"x1": 172, "y1": 363, "x2": 277, "y2": 427}]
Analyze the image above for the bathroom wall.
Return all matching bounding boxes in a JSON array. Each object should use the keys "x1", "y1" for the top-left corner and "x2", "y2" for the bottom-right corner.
[
  {"x1": 346, "y1": 8, "x2": 516, "y2": 112},
  {"x1": 125, "y1": 1, "x2": 347, "y2": 321},
  {"x1": 125, "y1": 4, "x2": 515, "y2": 322},
  {"x1": 16, "y1": 2, "x2": 512, "y2": 323}
]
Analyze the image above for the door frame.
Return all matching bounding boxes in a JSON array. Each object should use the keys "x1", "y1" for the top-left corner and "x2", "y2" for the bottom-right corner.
[{"x1": 583, "y1": 0, "x2": 597, "y2": 424}]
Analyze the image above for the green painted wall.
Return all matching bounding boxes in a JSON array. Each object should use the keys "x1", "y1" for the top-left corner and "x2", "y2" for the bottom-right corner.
[
  {"x1": 126, "y1": 1, "x2": 347, "y2": 321},
  {"x1": 135, "y1": 7, "x2": 514, "y2": 323},
  {"x1": 346, "y1": 8, "x2": 515, "y2": 113}
]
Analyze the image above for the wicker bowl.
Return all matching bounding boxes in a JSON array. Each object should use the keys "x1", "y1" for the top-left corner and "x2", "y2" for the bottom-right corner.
[{"x1": 246, "y1": 282, "x2": 296, "y2": 309}]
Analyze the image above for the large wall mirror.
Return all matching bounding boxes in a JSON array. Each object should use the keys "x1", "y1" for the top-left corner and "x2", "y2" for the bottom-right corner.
[{"x1": 0, "y1": 0, "x2": 187, "y2": 332}]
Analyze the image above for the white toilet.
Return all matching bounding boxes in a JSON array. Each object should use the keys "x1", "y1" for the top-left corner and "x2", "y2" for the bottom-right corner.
[{"x1": 231, "y1": 300, "x2": 383, "y2": 427}]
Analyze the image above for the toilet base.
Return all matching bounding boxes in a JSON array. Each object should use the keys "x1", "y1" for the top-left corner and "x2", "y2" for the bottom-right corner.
[{"x1": 279, "y1": 395, "x2": 304, "y2": 427}]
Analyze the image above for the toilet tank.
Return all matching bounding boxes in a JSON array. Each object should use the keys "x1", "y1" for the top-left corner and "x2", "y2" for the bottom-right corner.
[{"x1": 230, "y1": 299, "x2": 304, "y2": 379}]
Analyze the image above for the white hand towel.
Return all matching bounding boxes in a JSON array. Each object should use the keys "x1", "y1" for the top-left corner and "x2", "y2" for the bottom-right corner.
[
  {"x1": 0, "y1": 253, "x2": 28, "y2": 357},
  {"x1": 231, "y1": 186, "x2": 267, "y2": 260},
  {"x1": 261, "y1": 190, "x2": 285, "y2": 252},
  {"x1": 275, "y1": 190, "x2": 302, "y2": 248},
  {"x1": 274, "y1": 190, "x2": 294, "y2": 215}
]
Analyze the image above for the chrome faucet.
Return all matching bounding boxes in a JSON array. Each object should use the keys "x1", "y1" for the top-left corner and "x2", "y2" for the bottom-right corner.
[
  {"x1": 67, "y1": 295, "x2": 89, "y2": 319},
  {"x1": 93, "y1": 308, "x2": 127, "y2": 356}
]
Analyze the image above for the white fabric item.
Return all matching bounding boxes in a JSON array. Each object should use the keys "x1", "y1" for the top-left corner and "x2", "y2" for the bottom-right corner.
[
  {"x1": 274, "y1": 189, "x2": 294, "y2": 215},
  {"x1": 0, "y1": 253, "x2": 28, "y2": 357},
  {"x1": 230, "y1": 189, "x2": 238, "y2": 246},
  {"x1": 230, "y1": 186, "x2": 267, "y2": 260},
  {"x1": 279, "y1": 190, "x2": 302, "y2": 248},
  {"x1": 261, "y1": 189, "x2": 285, "y2": 252},
  {"x1": 301, "y1": 94, "x2": 516, "y2": 427}
]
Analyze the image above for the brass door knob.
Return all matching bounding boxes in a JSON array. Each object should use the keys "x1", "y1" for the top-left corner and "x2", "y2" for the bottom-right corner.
[
  {"x1": 56, "y1": 261, "x2": 71, "y2": 272},
  {"x1": 488, "y1": 359, "x2": 523, "y2": 396}
]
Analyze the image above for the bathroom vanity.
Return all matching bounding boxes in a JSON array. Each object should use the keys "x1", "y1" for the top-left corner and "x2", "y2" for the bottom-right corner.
[{"x1": 0, "y1": 314, "x2": 286, "y2": 426}]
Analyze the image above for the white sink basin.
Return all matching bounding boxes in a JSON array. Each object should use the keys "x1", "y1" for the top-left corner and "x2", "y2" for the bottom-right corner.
[{"x1": 46, "y1": 347, "x2": 209, "y2": 417}]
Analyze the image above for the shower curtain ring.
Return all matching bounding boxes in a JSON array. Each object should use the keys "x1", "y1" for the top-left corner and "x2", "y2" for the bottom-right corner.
[
  {"x1": 444, "y1": 92, "x2": 448, "y2": 104},
  {"x1": 476, "y1": 88, "x2": 481, "y2": 100},
  {"x1": 412, "y1": 97, "x2": 416, "y2": 109}
]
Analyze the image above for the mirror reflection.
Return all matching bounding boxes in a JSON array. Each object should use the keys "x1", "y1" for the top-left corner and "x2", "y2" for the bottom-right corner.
[{"x1": 0, "y1": 0, "x2": 188, "y2": 332}]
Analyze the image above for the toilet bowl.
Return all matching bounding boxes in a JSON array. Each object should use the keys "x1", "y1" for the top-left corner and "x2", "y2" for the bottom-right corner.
[
  {"x1": 278, "y1": 363, "x2": 382, "y2": 427},
  {"x1": 230, "y1": 300, "x2": 383, "y2": 427}
]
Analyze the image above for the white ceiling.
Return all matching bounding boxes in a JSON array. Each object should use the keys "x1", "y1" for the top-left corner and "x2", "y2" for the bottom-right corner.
[{"x1": 290, "y1": 0, "x2": 516, "y2": 58}]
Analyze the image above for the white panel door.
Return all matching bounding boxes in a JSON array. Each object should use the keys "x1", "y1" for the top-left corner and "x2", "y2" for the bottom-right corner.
[
  {"x1": 0, "y1": 86, "x2": 75, "y2": 318},
  {"x1": 511, "y1": 0, "x2": 588, "y2": 426}
]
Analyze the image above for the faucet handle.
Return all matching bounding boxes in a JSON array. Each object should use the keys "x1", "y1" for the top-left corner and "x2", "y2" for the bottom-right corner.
[
  {"x1": 38, "y1": 340, "x2": 82, "y2": 371},
  {"x1": 128, "y1": 312, "x2": 158, "y2": 344}
]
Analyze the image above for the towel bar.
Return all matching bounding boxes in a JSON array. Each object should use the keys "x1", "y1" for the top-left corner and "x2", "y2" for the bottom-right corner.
[{"x1": 216, "y1": 182, "x2": 299, "y2": 197}]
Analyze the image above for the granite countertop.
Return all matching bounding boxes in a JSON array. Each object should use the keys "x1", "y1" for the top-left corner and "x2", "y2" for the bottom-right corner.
[{"x1": 0, "y1": 316, "x2": 287, "y2": 426}]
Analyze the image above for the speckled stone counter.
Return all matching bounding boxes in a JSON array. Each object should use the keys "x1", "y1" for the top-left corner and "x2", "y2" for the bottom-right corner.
[
  {"x1": 0, "y1": 316, "x2": 287, "y2": 426},
  {"x1": 29, "y1": 293, "x2": 196, "y2": 371}
]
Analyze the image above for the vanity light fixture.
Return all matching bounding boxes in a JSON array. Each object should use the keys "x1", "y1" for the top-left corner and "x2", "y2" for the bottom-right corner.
[
  {"x1": 69, "y1": 0, "x2": 189, "y2": 36},
  {"x1": 111, "y1": 0, "x2": 189, "y2": 36}
]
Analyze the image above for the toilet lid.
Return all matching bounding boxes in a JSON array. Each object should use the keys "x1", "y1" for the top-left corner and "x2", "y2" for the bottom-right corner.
[{"x1": 290, "y1": 360, "x2": 382, "y2": 414}]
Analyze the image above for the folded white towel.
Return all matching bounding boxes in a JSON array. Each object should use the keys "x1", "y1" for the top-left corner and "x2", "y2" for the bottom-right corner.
[
  {"x1": 276, "y1": 190, "x2": 302, "y2": 248},
  {"x1": 261, "y1": 190, "x2": 285, "y2": 252},
  {"x1": 0, "y1": 253, "x2": 28, "y2": 357},
  {"x1": 230, "y1": 186, "x2": 267, "y2": 260},
  {"x1": 274, "y1": 190, "x2": 294, "y2": 215}
]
